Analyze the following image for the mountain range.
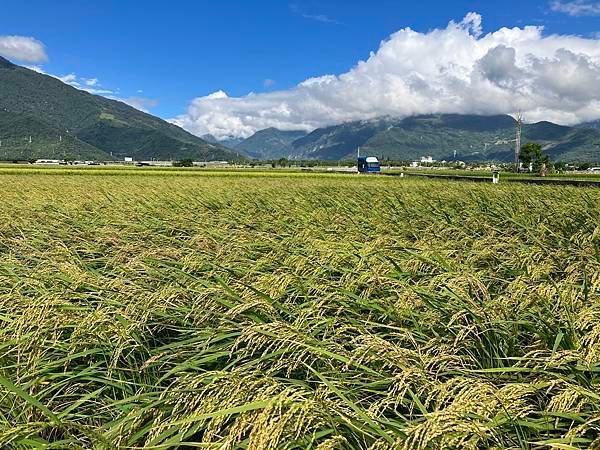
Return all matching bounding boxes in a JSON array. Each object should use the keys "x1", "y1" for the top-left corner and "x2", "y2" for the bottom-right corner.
[
  {"x1": 200, "y1": 134, "x2": 245, "y2": 150},
  {"x1": 2, "y1": 55, "x2": 600, "y2": 163},
  {"x1": 578, "y1": 120, "x2": 600, "y2": 130},
  {"x1": 0, "y1": 56, "x2": 238, "y2": 161},
  {"x1": 234, "y1": 128, "x2": 308, "y2": 159},
  {"x1": 219, "y1": 115, "x2": 600, "y2": 163}
]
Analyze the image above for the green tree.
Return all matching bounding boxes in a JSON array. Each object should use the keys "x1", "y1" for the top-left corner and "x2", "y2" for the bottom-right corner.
[
  {"x1": 173, "y1": 158, "x2": 194, "y2": 167},
  {"x1": 554, "y1": 161, "x2": 567, "y2": 172},
  {"x1": 520, "y1": 142, "x2": 550, "y2": 175}
]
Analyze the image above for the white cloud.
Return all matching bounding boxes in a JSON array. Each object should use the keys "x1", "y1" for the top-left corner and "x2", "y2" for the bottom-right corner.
[
  {"x1": 58, "y1": 73, "x2": 78, "y2": 85},
  {"x1": 0, "y1": 35, "x2": 47, "y2": 63},
  {"x1": 46, "y1": 71, "x2": 156, "y2": 111},
  {"x1": 52, "y1": 72, "x2": 114, "y2": 94},
  {"x1": 263, "y1": 78, "x2": 276, "y2": 88},
  {"x1": 172, "y1": 13, "x2": 600, "y2": 139},
  {"x1": 289, "y1": 4, "x2": 340, "y2": 24},
  {"x1": 20, "y1": 57, "x2": 157, "y2": 113},
  {"x1": 550, "y1": 1, "x2": 600, "y2": 16},
  {"x1": 458, "y1": 12, "x2": 483, "y2": 38},
  {"x1": 25, "y1": 65, "x2": 46, "y2": 74},
  {"x1": 45, "y1": 72, "x2": 124, "y2": 98},
  {"x1": 86, "y1": 87, "x2": 118, "y2": 95},
  {"x1": 115, "y1": 96, "x2": 159, "y2": 113}
]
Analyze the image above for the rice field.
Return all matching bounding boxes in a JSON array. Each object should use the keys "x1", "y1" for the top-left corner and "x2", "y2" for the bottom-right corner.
[{"x1": 0, "y1": 169, "x2": 599, "y2": 449}]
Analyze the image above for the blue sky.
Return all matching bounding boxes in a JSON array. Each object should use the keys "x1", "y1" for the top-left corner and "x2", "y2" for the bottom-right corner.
[{"x1": 2, "y1": 1, "x2": 600, "y2": 136}]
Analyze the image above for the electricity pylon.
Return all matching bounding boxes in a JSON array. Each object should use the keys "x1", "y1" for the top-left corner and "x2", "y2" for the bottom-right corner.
[{"x1": 515, "y1": 112, "x2": 522, "y2": 166}]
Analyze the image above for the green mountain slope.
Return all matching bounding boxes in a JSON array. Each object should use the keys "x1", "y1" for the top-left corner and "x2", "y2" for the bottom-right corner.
[
  {"x1": 359, "y1": 115, "x2": 514, "y2": 161},
  {"x1": 235, "y1": 128, "x2": 308, "y2": 159},
  {"x1": 519, "y1": 122, "x2": 600, "y2": 163},
  {"x1": 0, "y1": 110, "x2": 109, "y2": 160},
  {"x1": 285, "y1": 114, "x2": 600, "y2": 162},
  {"x1": 0, "y1": 56, "x2": 239, "y2": 161},
  {"x1": 577, "y1": 120, "x2": 600, "y2": 130},
  {"x1": 200, "y1": 134, "x2": 245, "y2": 150},
  {"x1": 288, "y1": 115, "x2": 513, "y2": 161},
  {"x1": 291, "y1": 120, "x2": 389, "y2": 160}
]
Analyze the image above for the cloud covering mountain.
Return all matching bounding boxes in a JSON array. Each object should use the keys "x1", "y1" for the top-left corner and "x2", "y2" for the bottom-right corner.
[{"x1": 172, "y1": 13, "x2": 600, "y2": 139}]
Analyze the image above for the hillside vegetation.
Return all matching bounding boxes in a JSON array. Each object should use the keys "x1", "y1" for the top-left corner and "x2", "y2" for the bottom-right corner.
[
  {"x1": 0, "y1": 169, "x2": 598, "y2": 448},
  {"x1": 232, "y1": 115, "x2": 600, "y2": 162},
  {"x1": 296, "y1": 115, "x2": 600, "y2": 162},
  {"x1": 0, "y1": 111, "x2": 108, "y2": 160},
  {"x1": 234, "y1": 128, "x2": 308, "y2": 159},
  {"x1": 0, "y1": 56, "x2": 238, "y2": 161},
  {"x1": 578, "y1": 119, "x2": 600, "y2": 130}
]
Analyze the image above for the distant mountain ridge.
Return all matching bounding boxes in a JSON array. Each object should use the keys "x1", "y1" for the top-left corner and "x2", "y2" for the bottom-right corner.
[
  {"x1": 205, "y1": 128, "x2": 308, "y2": 159},
  {"x1": 234, "y1": 128, "x2": 308, "y2": 159},
  {"x1": 226, "y1": 114, "x2": 600, "y2": 162},
  {"x1": 201, "y1": 133, "x2": 245, "y2": 150},
  {"x1": 0, "y1": 56, "x2": 239, "y2": 161},
  {"x1": 3, "y1": 54, "x2": 598, "y2": 163},
  {"x1": 577, "y1": 120, "x2": 600, "y2": 130}
]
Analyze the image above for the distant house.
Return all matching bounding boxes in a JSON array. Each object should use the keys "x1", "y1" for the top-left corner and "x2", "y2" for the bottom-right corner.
[
  {"x1": 410, "y1": 156, "x2": 436, "y2": 167},
  {"x1": 34, "y1": 159, "x2": 65, "y2": 165}
]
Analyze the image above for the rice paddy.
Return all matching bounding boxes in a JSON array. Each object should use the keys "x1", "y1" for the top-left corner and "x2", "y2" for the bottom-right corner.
[{"x1": 0, "y1": 169, "x2": 599, "y2": 449}]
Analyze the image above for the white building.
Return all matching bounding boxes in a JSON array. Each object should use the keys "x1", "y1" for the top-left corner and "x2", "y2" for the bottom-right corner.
[{"x1": 34, "y1": 159, "x2": 65, "y2": 165}]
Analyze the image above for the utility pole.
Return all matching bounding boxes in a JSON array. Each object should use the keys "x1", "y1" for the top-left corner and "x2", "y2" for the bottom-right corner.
[{"x1": 515, "y1": 112, "x2": 522, "y2": 170}]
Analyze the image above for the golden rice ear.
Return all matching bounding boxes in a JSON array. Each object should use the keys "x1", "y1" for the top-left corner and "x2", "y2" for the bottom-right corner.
[{"x1": 0, "y1": 172, "x2": 598, "y2": 448}]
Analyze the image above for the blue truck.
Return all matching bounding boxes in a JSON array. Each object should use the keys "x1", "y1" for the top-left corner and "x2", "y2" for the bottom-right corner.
[{"x1": 357, "y1": 156, "x2": 381, "y2": 173}]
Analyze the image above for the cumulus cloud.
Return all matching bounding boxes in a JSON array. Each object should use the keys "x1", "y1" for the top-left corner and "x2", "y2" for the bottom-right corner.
[
  {"x1": 0, "y1": 35, "x2": 48, "y2": 63},
  {"x1": 172, "y1": 13, "x2": 600, "y2": 139},
  {"x1": 550, "y1": 1, "x2": 600, "y2": 16}
]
